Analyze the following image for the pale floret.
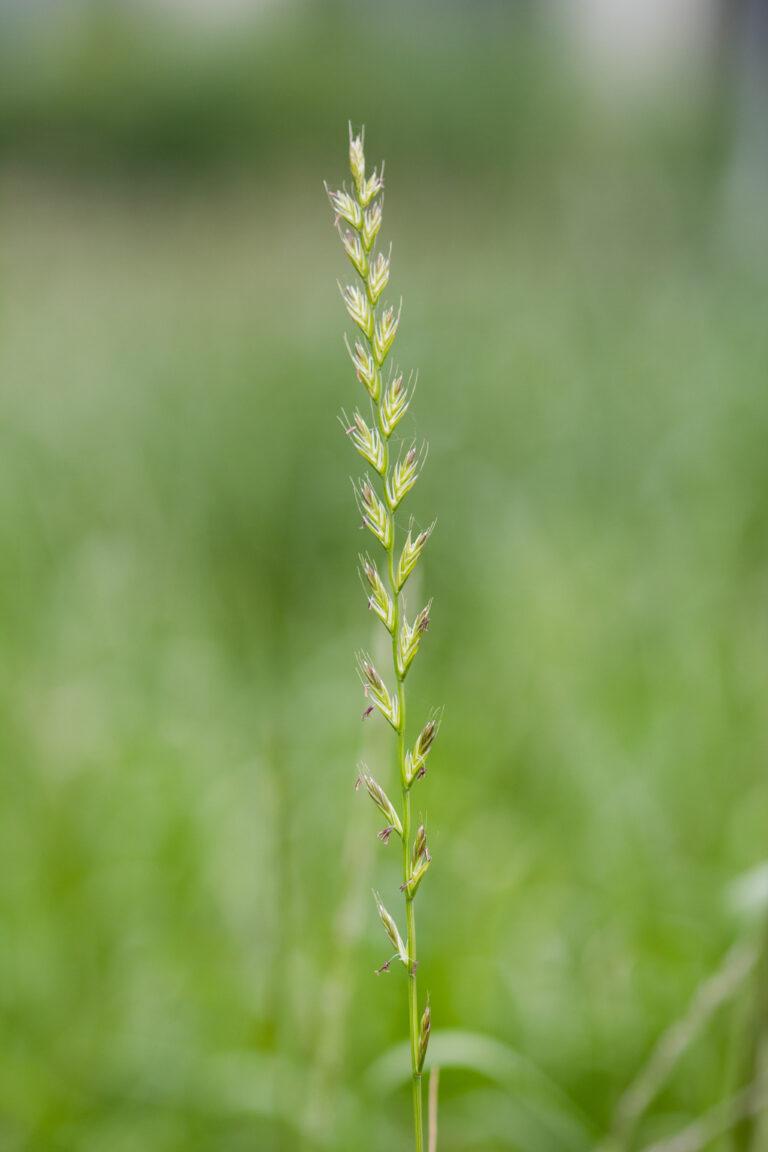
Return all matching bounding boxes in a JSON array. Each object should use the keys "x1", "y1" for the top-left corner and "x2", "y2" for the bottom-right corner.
[
  {"x1": 361, "y1": 556, "x2": 395, "y2": 632},
  {"x1": 386, "y1": 443, "x2": 426, "y2": 509},
  {"x1": 358, "y1": 656, "x2": 400, "y2": 729},
  {"x1": 345, "y1": 338, "x2": 379, "y2": 399},
  {"x1": 328, "y1": 187, "x2": 362, "y2": 229},
  {"x1": 360, "y1": 169, "x2": 383, "y2": 207},
  {"x1": 368, "y1": 249, "x2": 391, "y2": 304},
  {"x1": 418, "y1": 999, "x2": 431, "y2": 1072},
  {"x1": 404, "y1": 714, "x2": 440, "y2": 785},
  {"x1": 396, "y1": 521, "x2": 434, "y2": 590},
  {"x1": 340, "y1": 228, "x2": 367, "y2": 277},
  {"x1": 341, "y1": 284, "x2": 374, "y2": 339},
  {"x1": 397, "y1": 600, "x2": 432, "y2": 677},
  {"x1": 381, "y1": 373, "x2": 411, "y2": 437},
  {"x1": 373, "y1": 304, "x2": 401, "y2": 366},
  {"x1": 362, "y1": 202, "x2": 382, "y2": 250},
  {"x1": 356, "y1": 479, "x2": 392, "y2": 550},
  {"x1": 350, "y1": 133, "x2": 366, "y2": 191},
  {"x1": 357, "y1": 770, "x2": 402, "y2": 837},
  {"x1": 347, "y1": 411, "x2": 385, "y2": 474},
  {"x1": 403, "y1": 823, "x2": 432, "y2": 897},
  {"x1": 373, "y1": 891, "x2": 408, "y2": 966}
]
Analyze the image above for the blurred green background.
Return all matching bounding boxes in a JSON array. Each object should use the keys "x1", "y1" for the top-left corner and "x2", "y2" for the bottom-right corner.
[{"x1": 3, "y1": 2, "x2": 768, "y2": 1150}]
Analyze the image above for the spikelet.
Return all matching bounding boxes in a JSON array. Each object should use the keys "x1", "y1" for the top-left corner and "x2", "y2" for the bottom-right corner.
[
  {"x1": 402, "y1": 824, "x2": 431, "y2": 897},
  {"x1": 397, "y1": 521, "x2": 435, "y2": 591},
  {"x1": 373, "y1": 891, "x2": 408, "y2": 967},
  {"x1": 355, "y1": 478, "x2": 392, "y2": 549},
  {"x1": 345, "y1": 337, "x2": 379, "y2": 399},
  {"x1": 381, "y1": 372, "x2": 413, "y2": 438},
  {"x1": 360, "y1": 556, "x2": 395, "y2": 632},
  {"x1": 357, "y1": 655, "x2": 400, "y2": 730},
  {"x1": 362, "y1": 201, "x2": 382, "y2": 249},
  {"x1": 405, "y1": 712, "x2": 441, "y2": 787},
  {"x1": 341, "y1": 283, "x2": 374, "y2": 339},
  {"x1": 387, "y1": 443, "x2": 427, "y2": 510},
  {"x1": 373, "y1": 303, "x2": 401, "y2": 366},
  {"x1": 418, "y1": 997, "x2": 431, "y2": 1072},
  {"x1": 397, "y1": 601, "x2": 433, "y2": 678},
  {"x1": 356, "y1": 770, "x2": 403, "y2": 839},
  {"x1": 344, "y1": 410, "x2": 385, "y2": 474}
]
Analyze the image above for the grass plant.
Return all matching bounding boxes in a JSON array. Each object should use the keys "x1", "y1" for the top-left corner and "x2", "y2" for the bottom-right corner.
[{"x1": 327, "y1": 128, "x2": 438, "y2": 1152}]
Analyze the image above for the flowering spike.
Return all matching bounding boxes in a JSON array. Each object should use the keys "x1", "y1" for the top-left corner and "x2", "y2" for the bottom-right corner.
[{"x1": 329, "y1": 129, "x2": 442, "y2": 1151}]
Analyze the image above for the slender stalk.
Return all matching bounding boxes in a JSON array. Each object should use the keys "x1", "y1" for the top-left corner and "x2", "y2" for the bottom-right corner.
[
  {"x1": 327, "y1": 127, "x2": 438, "y2": 1152},
  {"x1": 387, "y1": 466, "x2": 423, "y2": 1152},
  {"x1": 428, "y1": 1066, "x2": 440, "y2": 1152},
  {"x1": 407, "y1": 892, "x2": 423, "y2": 1151}
]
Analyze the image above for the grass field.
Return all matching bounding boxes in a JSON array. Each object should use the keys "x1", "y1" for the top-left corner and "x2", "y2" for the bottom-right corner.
[{"x1": 3, "y1": 6, "x2": 768, "y2": 1150}]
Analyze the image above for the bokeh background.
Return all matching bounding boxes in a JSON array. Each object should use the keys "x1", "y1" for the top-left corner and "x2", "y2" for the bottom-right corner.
[{"x1": 3, "y1": 1, "x2": 768, "y2": 1150}]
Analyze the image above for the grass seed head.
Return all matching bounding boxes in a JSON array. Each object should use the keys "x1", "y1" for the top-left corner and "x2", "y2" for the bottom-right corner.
[{"x1": 330, "y1": 127, "x2": 441, "y2": 1150}]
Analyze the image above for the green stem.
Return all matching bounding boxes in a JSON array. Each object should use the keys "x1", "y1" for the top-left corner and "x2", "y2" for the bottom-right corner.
[
  {"x1": 381, "y1": 375, "x2": 423, "y2": 1152},
  {"x1": 407, "y1": 889, "x2": 423, "y2": 1152},
  {"x1": 357, "y1": 169, "x2": 424, "y2": 1152},
  {"x1": 398, "y1": 660, "x2": 423, "y2": 1152}
]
